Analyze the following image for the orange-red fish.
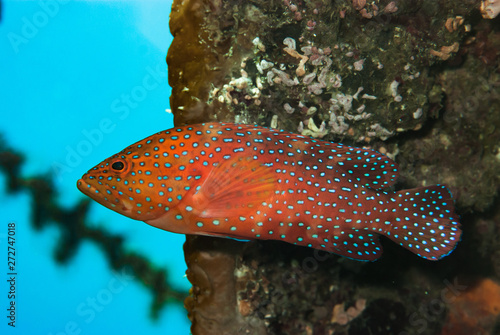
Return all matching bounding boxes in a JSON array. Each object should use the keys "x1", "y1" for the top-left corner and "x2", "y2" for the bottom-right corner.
[{"x1": 77, "y1": 123, "x2": 461, "y2": 261}]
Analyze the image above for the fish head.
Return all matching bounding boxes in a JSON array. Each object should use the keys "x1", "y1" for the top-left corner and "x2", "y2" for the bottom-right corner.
[{"x1": 77, "y1": 134, "x2": 190, "y2": 221}]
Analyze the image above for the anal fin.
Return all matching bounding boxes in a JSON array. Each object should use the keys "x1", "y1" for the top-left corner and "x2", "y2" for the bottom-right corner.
[{"x1": 327, "y1": 231, "x2": 383, "y2": 261}]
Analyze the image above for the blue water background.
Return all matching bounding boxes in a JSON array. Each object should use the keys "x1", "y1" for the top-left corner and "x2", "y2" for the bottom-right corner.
[{"x1": 0, "y1": 1, "x2": 191, "y2": 334}]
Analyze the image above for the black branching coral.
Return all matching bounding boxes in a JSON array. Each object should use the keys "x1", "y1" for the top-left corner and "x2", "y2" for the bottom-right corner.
[{"x1": 0, "y1": 137, "x2": 187, "y2": 319}]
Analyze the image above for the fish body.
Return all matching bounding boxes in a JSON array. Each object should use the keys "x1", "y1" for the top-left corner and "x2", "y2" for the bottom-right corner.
[{"x1": 77, "y1": 122, "x2": 461, "y2": 261}]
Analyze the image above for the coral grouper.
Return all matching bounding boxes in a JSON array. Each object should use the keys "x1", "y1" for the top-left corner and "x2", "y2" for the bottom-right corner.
[{"x1": 77, "y1": 123, "x2": 461, "y2": 261}]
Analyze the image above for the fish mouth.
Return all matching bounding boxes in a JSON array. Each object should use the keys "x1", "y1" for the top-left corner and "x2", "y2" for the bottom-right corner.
[
  {"x1": 77, "y1": 178, "x2": 127, "y2": 213},
  {"x1": 77, "y1": 178, "x2": 96, "y2": 198},
  {"x1": 77, "y1": 178, "x2": 113, "y2": 209},
  {"x1": 77, "y1": 178, "x2": 144, "y2": 220}
]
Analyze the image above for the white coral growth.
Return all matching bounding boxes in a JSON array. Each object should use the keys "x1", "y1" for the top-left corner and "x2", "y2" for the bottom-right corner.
[{"x1": 480, "y1": 0, "x2": 500, "y2": 19}]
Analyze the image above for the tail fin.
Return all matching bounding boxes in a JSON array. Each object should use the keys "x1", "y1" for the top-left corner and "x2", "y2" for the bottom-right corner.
[{"x1": 384, "y1": 185, "x2": 461, "y2": 260}]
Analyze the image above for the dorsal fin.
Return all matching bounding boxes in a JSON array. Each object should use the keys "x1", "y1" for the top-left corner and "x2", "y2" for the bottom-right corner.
[{"x1": 322, "y1": 144, "x2": 399, "y2": 190}]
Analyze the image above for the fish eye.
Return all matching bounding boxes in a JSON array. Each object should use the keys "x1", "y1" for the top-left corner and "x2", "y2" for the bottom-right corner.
[{"x1": 111, "y1": 161, "x2": 125, "y2": 171}]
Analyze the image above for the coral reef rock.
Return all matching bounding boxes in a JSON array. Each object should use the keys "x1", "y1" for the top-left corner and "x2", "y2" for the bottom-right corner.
[{"x1": 167, "y1": 0, "x2": 500, "y2": 334}]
